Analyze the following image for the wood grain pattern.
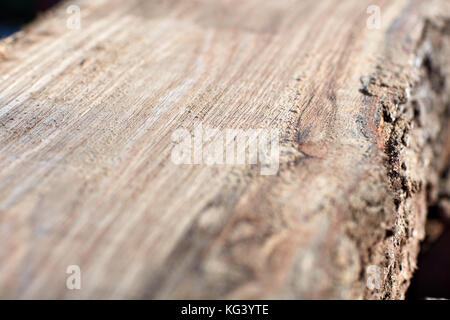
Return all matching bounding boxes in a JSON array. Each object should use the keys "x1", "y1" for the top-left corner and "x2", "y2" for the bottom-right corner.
[{"x1": 0, "y1": 0, "x2": 449, "y2": 299}]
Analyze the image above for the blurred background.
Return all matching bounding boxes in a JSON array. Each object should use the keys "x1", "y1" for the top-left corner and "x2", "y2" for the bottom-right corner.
[{"x1": 0, "y1": 0, "x2": 61, "y2": 38}]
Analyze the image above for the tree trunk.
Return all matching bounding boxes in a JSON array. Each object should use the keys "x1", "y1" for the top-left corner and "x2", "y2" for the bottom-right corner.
[{"x1": 0, "y1": 0, "x2": 449, "y2": 299}]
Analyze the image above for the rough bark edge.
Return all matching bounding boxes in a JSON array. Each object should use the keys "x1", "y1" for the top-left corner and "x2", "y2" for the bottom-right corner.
[{"x1": 357, "y1": 16, "x2": 450, "y2": 299}]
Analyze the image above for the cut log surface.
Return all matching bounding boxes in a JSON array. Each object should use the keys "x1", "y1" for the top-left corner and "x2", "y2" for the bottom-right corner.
[{"x1": 0, "y1": 0, "x2": 449, "y2": 299}]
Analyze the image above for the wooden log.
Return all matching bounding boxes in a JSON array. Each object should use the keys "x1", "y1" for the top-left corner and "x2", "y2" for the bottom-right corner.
[{"x1": 0, "y1": 0, "x2": 449, "y2": 299}]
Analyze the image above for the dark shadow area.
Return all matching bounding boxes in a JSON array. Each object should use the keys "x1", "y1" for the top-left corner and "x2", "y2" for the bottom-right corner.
[
  {"x1": 0, "y1": 0, "x2": 61, "y2": 39},
  {"x1": 407, "y1": 203, "x2": 450, "y2": 299}
]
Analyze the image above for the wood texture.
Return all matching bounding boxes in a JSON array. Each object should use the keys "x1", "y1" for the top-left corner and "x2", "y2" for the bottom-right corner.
[{"x1": 0, "y1": 0, "x2": 449, "y2": 299}]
